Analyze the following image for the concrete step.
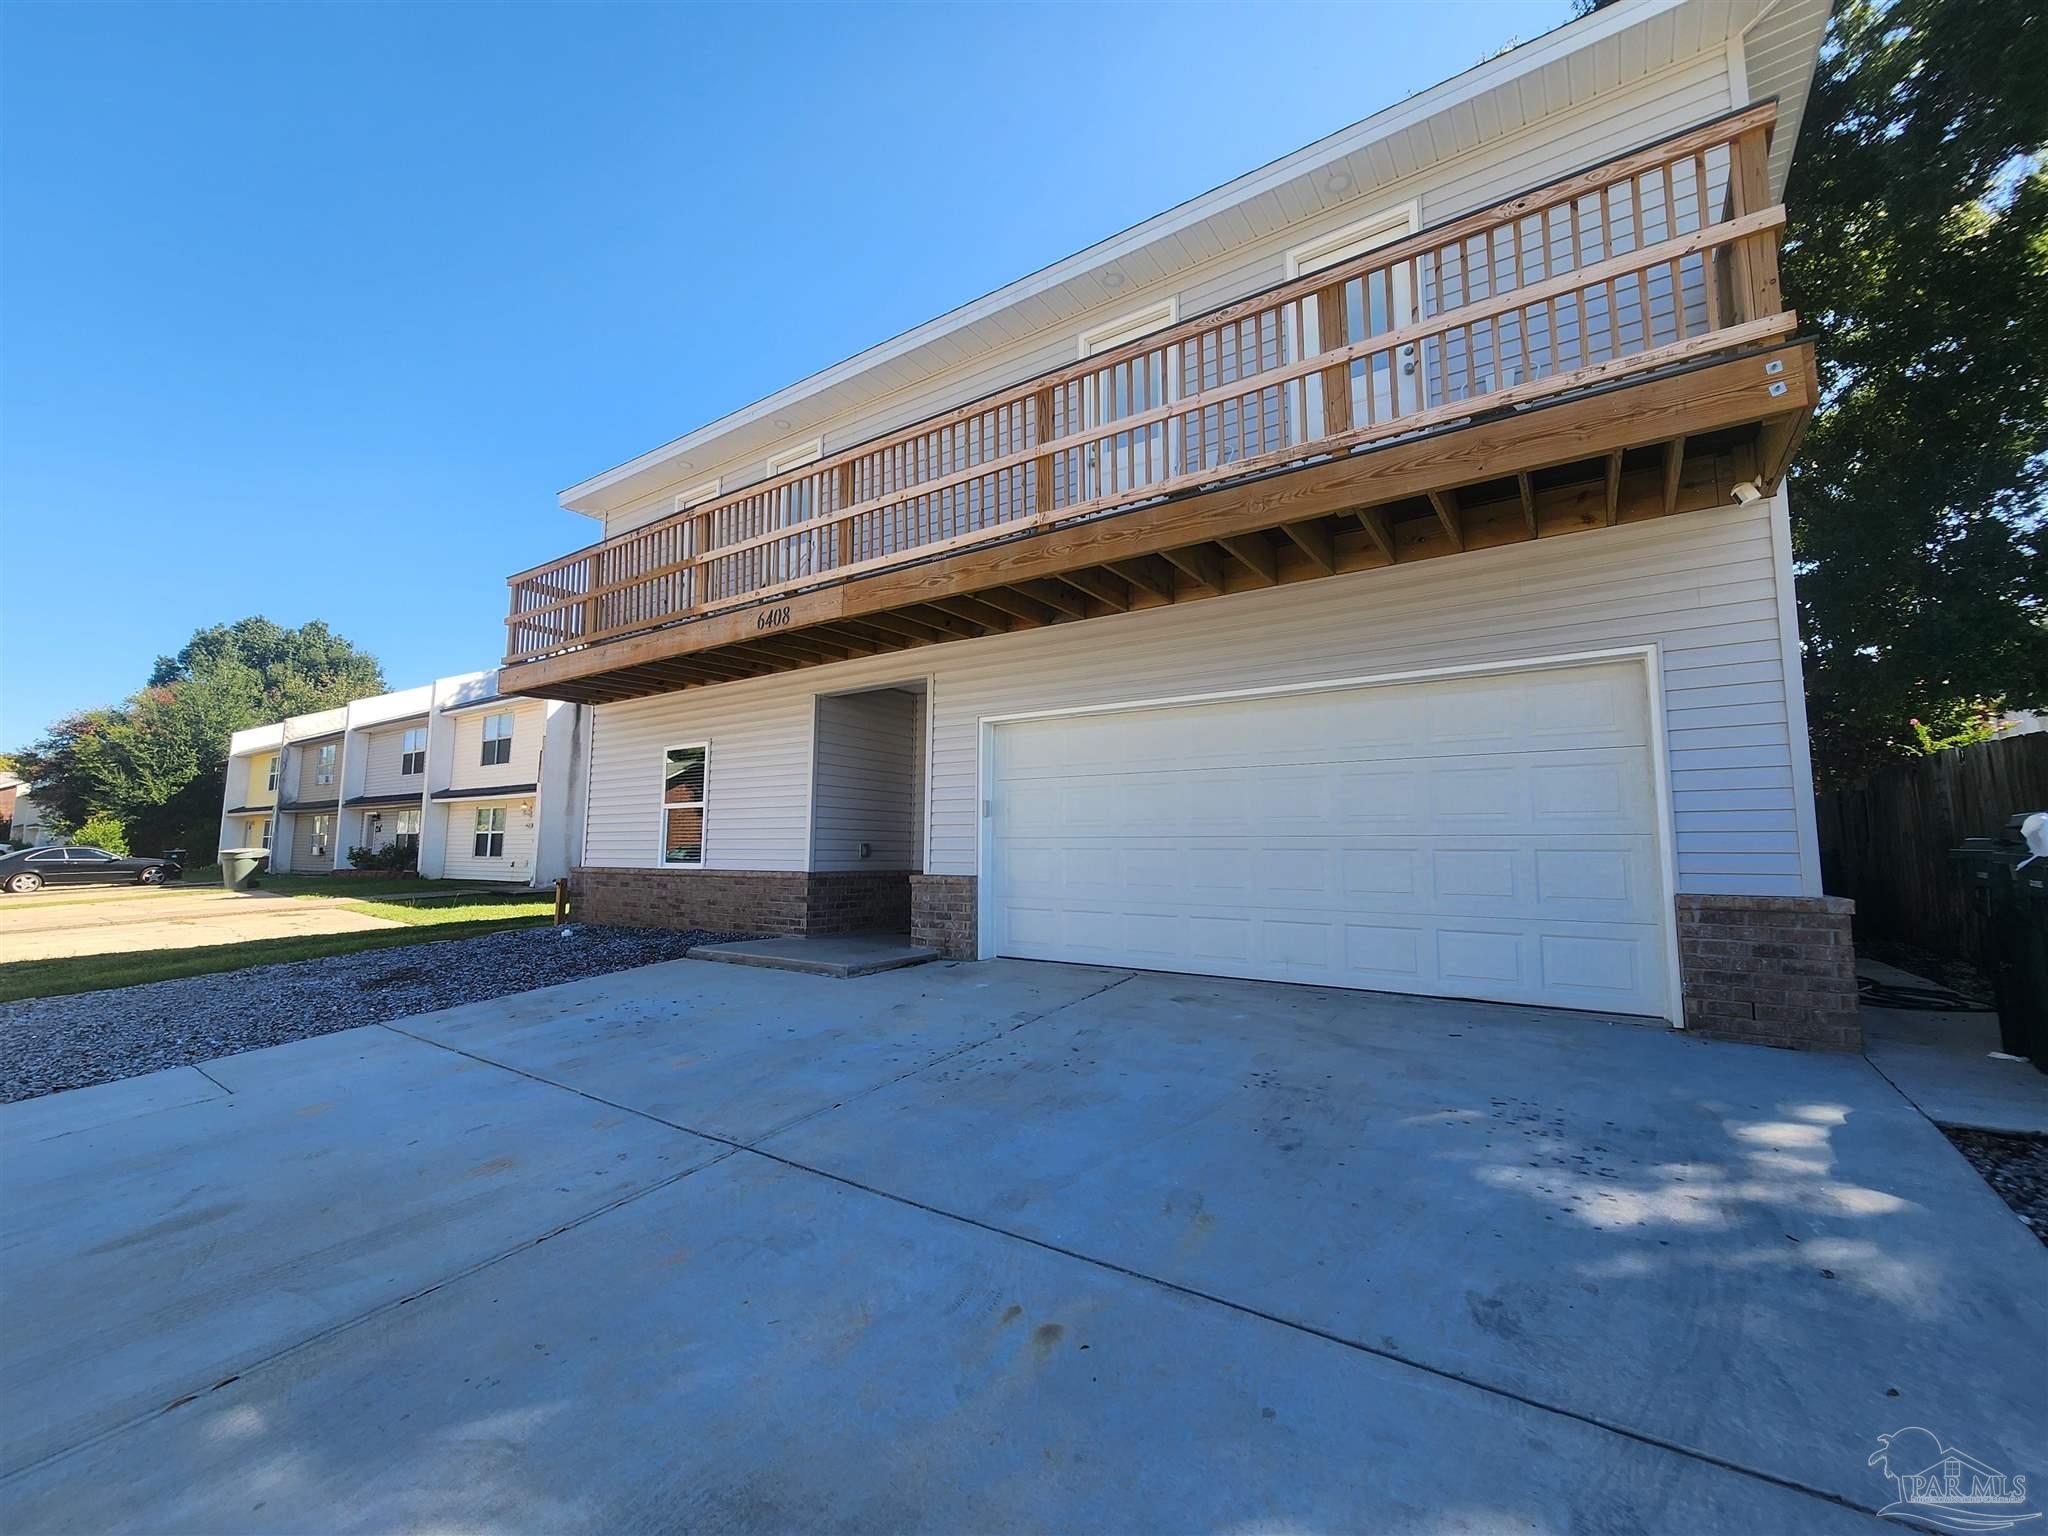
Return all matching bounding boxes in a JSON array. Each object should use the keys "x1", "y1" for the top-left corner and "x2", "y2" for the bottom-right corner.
[{"x1": 685, "y1": 934, "x2": 940, "y2": 979}]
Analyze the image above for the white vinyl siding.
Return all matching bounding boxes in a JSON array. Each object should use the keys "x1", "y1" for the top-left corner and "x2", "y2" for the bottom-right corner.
[
  {"x1": 599, "y1": 49, "x2": 1735, "y2": 542},
  {"x1": 359, "y1": 727, "x2": 426, "y2": 797},
  {"x1": 440, "y1": 799, "x2": 536, "y2": 882},
  {"x1": 289, "y1": 813, "x2": 331, "y2": 871},
  {"x1": 581, "y1": 501, "x2": 1808, "y2": 899},
  {"x1": 810, "y1": 689, "x2": 922, "y2": 872},
  {"x1": 445, "y1": 703, "x2": 544, "y2": 792}
]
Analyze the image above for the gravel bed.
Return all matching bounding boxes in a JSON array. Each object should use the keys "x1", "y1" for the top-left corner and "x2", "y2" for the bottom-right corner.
[
  {"x1": 0, "y1": 925, "x2": 752, "y2": 1105},
  {"x1": 1942, "y1": 1127, "x2": 2048, "y2": 1246}
]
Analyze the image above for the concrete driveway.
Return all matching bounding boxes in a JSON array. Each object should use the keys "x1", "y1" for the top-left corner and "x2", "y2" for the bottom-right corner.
[
  {"x1": 2, "y1": 959, "x2": 2042, "y2": 1533},
  {"x1": 0, "y1": 885, "x2": 397, "y2": 961}
]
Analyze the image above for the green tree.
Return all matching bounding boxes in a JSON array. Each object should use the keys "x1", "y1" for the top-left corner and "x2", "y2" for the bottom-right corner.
[
  {"x1": 70, "y1": 812, "x2": 130, "y2": 857},
  {"x1": 14, "y1": 618, "x2": 384, "y2": 857},
  {"x1": 1782, "y1": 0, "x2": 2048, "y2": 787}
]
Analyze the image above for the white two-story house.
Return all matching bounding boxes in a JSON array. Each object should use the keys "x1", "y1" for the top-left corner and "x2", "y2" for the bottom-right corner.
[
  {"x1": 498, "y1": 0, "x2": 1852, "y2": 1048},
  {"x1": 218, "y1": 670, "x2": 584, "y2": 886}
]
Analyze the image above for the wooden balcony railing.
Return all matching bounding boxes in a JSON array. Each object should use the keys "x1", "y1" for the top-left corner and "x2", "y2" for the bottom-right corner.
[{"x1": 507, "y1": 103, "x2": 1789, "y2": 666}]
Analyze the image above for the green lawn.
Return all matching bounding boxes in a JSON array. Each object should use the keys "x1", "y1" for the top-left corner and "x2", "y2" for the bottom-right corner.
[
  {"x1": 0, "y1": 887, "x2": 556, "y2": 1003},
  {"x1": 250, "y1": 874, "x2": 506, "y2": 902}
]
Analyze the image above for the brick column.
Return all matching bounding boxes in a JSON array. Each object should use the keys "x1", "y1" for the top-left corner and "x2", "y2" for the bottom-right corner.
[
  {"x1": 1676, "y1": 894, "x2": 1859, "y2": 1051},
  {"x1": 910, "y1": 875, "x2": 977, "y2": 959}
]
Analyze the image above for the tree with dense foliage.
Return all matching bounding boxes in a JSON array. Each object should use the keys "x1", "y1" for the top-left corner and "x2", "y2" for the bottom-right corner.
[
  {"x1": 1782, "y1": 0, "x2": 2048, "y2": 787},
  {"x1": 14, "y1": 619, "x2": 384, "y2": 857},
  {"x1": 69, "y1": 813, "x2": 130, "y2": 857}
]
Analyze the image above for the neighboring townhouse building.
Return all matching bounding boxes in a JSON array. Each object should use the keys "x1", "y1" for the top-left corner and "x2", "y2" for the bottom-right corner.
[
  {"x1": 417, "y1": 673, "x2": 585, "y2": 886},
  {"x1": 218, "y1": 724, "x2": 283, "y2": 855},
  {"x1": 0, "y1": 773, "x2": 54, "y2": 847},
  {"x1": 276, "y1": 707, "x2": 347, "y2": 873},
  {"x1": 336, "y1": 683, "x2": 435, "y2": 860},
  {"x1": 498, "y1": 0, "x2": 1850, "y2": 1047},
  {"x1": 218, "y1": 672, "x2": 583, "y2": 885}
]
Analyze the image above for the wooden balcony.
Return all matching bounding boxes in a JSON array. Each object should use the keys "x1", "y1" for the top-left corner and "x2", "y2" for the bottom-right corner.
[{"x1": 504, "y1": 103, "x2": 1814, "y2": 705}]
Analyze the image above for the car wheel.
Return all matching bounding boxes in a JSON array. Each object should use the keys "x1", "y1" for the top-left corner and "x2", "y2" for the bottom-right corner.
[
  {"x1": 139, "y1": 866, "x2": 167, "y2": 884},
  {"x1": 5, "y1": 872, "x2": 44, "y2": 894}
]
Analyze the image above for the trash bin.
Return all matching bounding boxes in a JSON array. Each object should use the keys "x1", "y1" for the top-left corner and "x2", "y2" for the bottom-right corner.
[
  {"x1": 219, "y1": 847, "x2": 269, "y2": 891},
  {"x1": 1951, "y1": 813, "x2": 2048, "y2": 1071},
  {"x1": 160, "y1": 848, "x2": 186, "y2": 879}
]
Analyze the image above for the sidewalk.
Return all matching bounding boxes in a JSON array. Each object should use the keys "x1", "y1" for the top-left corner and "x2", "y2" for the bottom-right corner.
[{"x1": 1859, "y1": 956, "x2": 2048, "y2": 1134}]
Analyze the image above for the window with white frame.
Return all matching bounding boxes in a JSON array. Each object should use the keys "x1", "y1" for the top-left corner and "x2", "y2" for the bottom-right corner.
[
  {"x1": 400, "y1": 727, "x2": 426, "y2": 775},
  {"x1": 659, "y1": 744, "x2": 707, "y2": 866},
  {"x1": 311, "y1": 814, "x2": 331, "y2": 856},
  {"x1": 1076, "y1": 298, "x2": 1178, "y2": 359},
  {"x1": 763, "y1": 439, "x2": 823, "y2": 478},
  {"x1": 1282, "y1": 202, "x2": 1418, "y2": 279},
  {"x1": 255, "y1": 817, "x2": 270, "y2": 850},
  {"x1": 480, "y1": 713, "x2": 514, "y2": 768},
  {"x1": 264, "y1": 756, "x2": 278, "y2": 792},
  {"x1": 314, "y1": 744, "x2": 336, "y2": 785},
  {"x1": 394, "y1": 807, "x2": 421, "y2": 849},
  {"x1": 473, "y1": 806, "x2": 507, "y2": 859}
]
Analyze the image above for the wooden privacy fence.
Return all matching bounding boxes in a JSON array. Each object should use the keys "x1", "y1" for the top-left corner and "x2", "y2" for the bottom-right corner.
[
  {"x1": 1816, "y1": 732, "x2": 2048, "y2": 961},
  {"x1": 506, "y1": 103, "x2": 1790, "y2": 664}
]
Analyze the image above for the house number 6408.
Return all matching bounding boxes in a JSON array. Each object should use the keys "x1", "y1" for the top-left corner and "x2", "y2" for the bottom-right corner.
[{"x1": 756, "y1": 606, "x2": 793, "y2": 631}]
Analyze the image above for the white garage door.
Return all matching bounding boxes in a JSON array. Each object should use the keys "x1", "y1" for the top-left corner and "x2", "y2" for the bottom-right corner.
[{"x1": 989, "y1": 661, "x2": 1671, "y2": 1017}]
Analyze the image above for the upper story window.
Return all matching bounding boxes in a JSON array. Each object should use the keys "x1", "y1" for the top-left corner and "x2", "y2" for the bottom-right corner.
[
  {"x1": 1076, "y1": 298, "x2": 1179, "y2": 359},
  {"x1": 1282, "y1": 202, "x2": 1418, "y2": 279},
  {"x1": 763, "y1": 439, "x2": 823, "y2": 478},
  {"x1": 264, "y1": 756, "x2": 278, "y2": 792},
  {"x1": 400, "y1": 727, "x2": 427, "y2": 775},
  {"x1": 314, "y1": 744, "x2": 337, "y2": 786},
  {"x1": 480, "y1": 713, "x2": 515, "y2": 768},
  {"x1": 673, "y1": 477, "x2": 722, "y2": 514}
]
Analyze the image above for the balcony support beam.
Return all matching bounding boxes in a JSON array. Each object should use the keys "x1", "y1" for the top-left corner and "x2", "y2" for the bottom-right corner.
[
  {"x1": 1217, "y1": 535, "x2": 1278, "y2": 585},
  {"x1": 1426, "y1": 490, "x2": 1463, "y2": 551},
  {"x1": 1014, "y1": 579, "x2": 1090, "y2": 620},
  {"x1": 1281, "y1": 520, "x2": 1337, "y2": 575},
  {"x1": 1107, "y1": 555, "x2": 1177, "y2": 602},
  {"x1": 974, "y1": 587, "x2": 1062, "y2": 626},
  {"x1": 1158, "y1": 544, "x2": 1226, "y2": 592},
  {"x1": 1052, "y1": 567, "x2": 1132, "y2": 613}
]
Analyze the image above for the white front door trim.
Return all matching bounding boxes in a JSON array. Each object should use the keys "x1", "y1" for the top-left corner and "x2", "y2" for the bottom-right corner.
[{"x1": 974, "y1": 644, "x2": 1683, "y2": 1025}]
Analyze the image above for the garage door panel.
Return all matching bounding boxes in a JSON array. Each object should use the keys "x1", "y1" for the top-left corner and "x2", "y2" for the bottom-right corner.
[
  {"x1": 1009, "y1": 835, "x2": 1659, "y2": 925},
  {"x1": 990, "y1": 662, "x2": 1670, "y2": 1017},
  {"x1": 1008, "y1": 750, "x2": 1652, "y2": 842}
]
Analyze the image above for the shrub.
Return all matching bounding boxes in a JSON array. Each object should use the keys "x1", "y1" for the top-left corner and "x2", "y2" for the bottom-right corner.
[
  {"x1": 347, "y1": 840, "x2": 417, "y2": 872},
  {"x1": 71, "y1": 813, "x2": 131, "y2": 856}
]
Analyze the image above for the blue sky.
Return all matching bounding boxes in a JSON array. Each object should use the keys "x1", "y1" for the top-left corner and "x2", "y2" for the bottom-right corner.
[{"x1": 0, "y1": 0, "x2": 1570, "y2": 748}]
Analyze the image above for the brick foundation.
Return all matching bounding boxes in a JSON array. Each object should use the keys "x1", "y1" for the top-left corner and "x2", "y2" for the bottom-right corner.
[
  {"x1": 802, "y1": 870, "x2": 912, "y2": 936},
  {"x1": 911, "y1": 874, "x2": 977, "y2": 959},
  {"x1": 571, "y1": 867, "x2": 910, "y2": 939},
  {"x1": 1677, "y1": 894, "x2": 1860, "y2": 1051}
]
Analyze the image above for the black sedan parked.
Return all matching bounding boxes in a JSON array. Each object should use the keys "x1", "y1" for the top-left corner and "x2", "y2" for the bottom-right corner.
[{"x1": 0, "y1": 846, "x2": 182, "y2": 894}]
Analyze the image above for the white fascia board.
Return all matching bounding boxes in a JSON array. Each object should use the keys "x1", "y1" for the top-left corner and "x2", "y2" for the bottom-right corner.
[{"x1": 556, "y1": 0, "x2": 1725, "y2": 519}]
